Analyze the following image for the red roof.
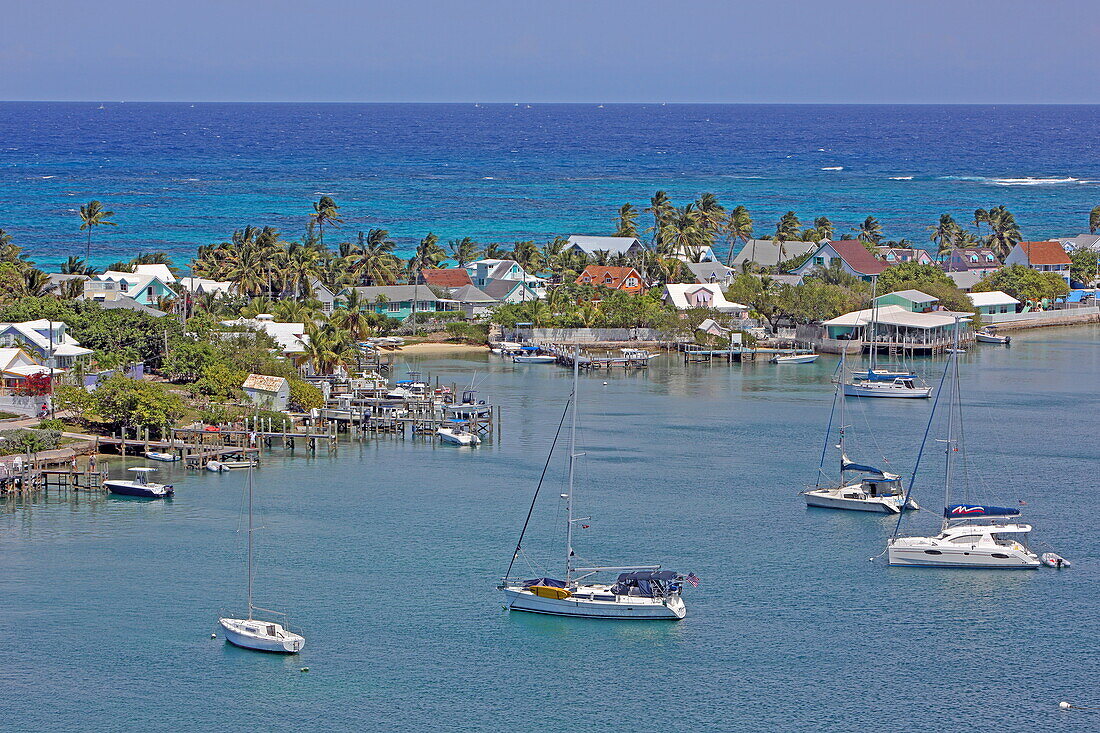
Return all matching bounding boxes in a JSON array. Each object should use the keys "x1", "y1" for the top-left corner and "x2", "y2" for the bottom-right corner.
[
  {"x1": 827, "y1": 240, "x2": 890, "y2": 275},
  {"x1": 421, "y1": 268, "x2": 472, "y2": 288},
  {"x1": 1017, "y1": 241, "x2": 1071, "y2": 266},
  {"x1": 575, "y1": 266, "x2": 645, "y2": 291}
]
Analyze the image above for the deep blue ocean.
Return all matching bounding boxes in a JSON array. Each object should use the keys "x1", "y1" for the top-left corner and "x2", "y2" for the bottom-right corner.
[
  {"x1": 3, "y1": 330, "x2": 1099, "y2": 731},
  {"x1": 1, "y1": 103, "x2": 1099, "y2": 269}
]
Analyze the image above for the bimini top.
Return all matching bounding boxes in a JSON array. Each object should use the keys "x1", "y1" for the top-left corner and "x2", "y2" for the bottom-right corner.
[
  {"x1": 945, "y1": 504, "x2": 1021, "y2": 519},
  {"x1": 841, "y1": 455, "x2": 899, "y2": 480},
  {"x1": 611, "y1": 570, "x2": 678, "y2": 598},
  {"x1": 522, "y1": 577, "x2": 566, "y2": 589},
  {"x1": 616, "y1": 570, "x2": 678, "y2": 582}
]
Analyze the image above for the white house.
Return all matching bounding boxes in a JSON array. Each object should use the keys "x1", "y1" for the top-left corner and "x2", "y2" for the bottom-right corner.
[
  {"x1": 968, "y1": 291, "x2": 1019, "y2": 316},
  {"x1": 464, "y1": 259, "x2": 546, "y2": 295},
  {"x1": 242, "y1": 374, "x2": 290, "y2": 411},
  {"x1": 1004, "y1": 241, "x2": 1072, "y2": 284},
  {"x1": 220, "y1": 315, "x2": 309, "y2": 356},
  {"x1": 96, "y1": 269, "x2": 177, "y2": 305},
  {"x1": 481, "y1": 278, "x2": 539, "y2": 303},
  {"x1": 565, "y1": 235, "x2": 647, "y2": 259},
  {"x1": 178, "y1": 276, "x2": 235, "y2": 297},
  {"x1": 662, "y1": 284, "x2": 749, "y2": 315},
  {"x1": 0, "y1": 320, "x2": 94, "y2": 369}
]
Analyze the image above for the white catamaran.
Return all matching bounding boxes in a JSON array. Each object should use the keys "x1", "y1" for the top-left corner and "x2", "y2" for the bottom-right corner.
[
  {"x1": 887, "y1": 318, "x2": 1043, "y2": 569},
  {"x1": 804, "y1": 355, "x2": 919, "y2": 513},
  {"x1": 498, "y1": 352, "x2": 693, "y2": 619},
  {"x1": 218, "y1": 466, "x2": 305, "y2": 652}
]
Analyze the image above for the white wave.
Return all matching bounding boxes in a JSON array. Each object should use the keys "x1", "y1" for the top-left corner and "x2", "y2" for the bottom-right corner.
[
  {"x1": 889, "y1": 176, "x2": 914, "y2": 180},
  {"x1": 821, "y1": 166, "x2": 843, "y2": 171},
  {"x1": 482, "y1": 176, "x2": 495, "y2": 180},
  {"x1": 939, "y1": 174, "x2": 1079, "y2": 186}
]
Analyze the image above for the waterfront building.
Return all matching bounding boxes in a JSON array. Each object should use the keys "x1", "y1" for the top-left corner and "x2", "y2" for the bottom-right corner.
[
  {"x1": 242, "y1": 374, "x2": 290, "y2": 411},
  {"x1": 968, "y1": 291, "x2": 1020, "y2": 316},
  {"x1": 575, "y1": 265, "x2": 646, "y2": 294},
  {"x1": 789, "y1": 240, "x2": 891, "y2": 282},
  {"x1": 0, "y1": 320, "x2": 93, "y2": 370},
  {"x1": 662, "y1": 283, "x2": 749, "y2": 315},
  {"x1": 872, "y1": 289, "x2": 939, "y2": 313},
  {"x1": 731, "y1": 239, "x2": 818, "y2": 270},
  {"x1": 821, "y1": 305, "x2": 972, "y2": 351},
  {"x1": 1004, "y1": 241, "x2": 1072, "y2": 284},
  {"x1": 344, "y1": 285, "x2": 458, "y2": 320}
]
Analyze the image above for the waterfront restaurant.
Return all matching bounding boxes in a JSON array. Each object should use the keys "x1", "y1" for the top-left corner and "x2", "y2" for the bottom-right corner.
[{"x1": 822, "y1": 305, "x2": 973, "y2": 352}]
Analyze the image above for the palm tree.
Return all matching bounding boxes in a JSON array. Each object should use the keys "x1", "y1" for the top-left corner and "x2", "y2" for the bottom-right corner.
[
  {"x1": 927, "y1": 213, "x2": 961, "y2": 254},
  {"x1": 78, "y1": 200, "x2": 116, "y2": 262},
  {"x1": 661, "y1": 204, "x2": 710, "y2": 260},
  {"x1": 644, "y1": 191, "x2": 673, "y2": 249},
  {"x1": 985, "y1": 205, "x2": 1022, "y2": 260},
  {"x1": 302, "y1": 322, "x2": 356, "y2": 375},
  {"x1": 973, "y1": 208, "x2": 989, "y2": 237},
  {"x1": 310, "y1": 196, "x2": 342, "y2": 248},
  {"x1": 331, "y1": 289, "x2": 375, "y2": 341},
  {"x1": 447, "y1": 237, "x2": 482, "y2": 267},
  {"x1": 857, "y1": 216, "x2": 883, "y2": 245},
  {"x1": 22, "y1": 269, "x2": 51, "y2": 297},
  {"x1": 724, "y1": 206, "x2": 753, "y2": 266},
  {"x1": 615, "y1": 203, "x2": 639, "y2": 238},
  {"x1": 483, "y1": 243, "x2": 508, "y2": 260},
  {"x1": 1090, "y1": 205, "x2": 1100, "y2": 234},
  {"x1": 813, "y1": 216, "x2": 834, "y2": 241},
  {"x1": 511, "y1": 240, "x2": 542, "y2": 271},
  {"x1": 60, "y1": 256, "x2": 97, "y2": 275},
  {"x1": 409, "y1": 233, "x2": 447, "y2": 278},
  {"x1": 694, "y1": 193, "x2": 726, "y2": 237},
  {"x1": 58, "y1": 278, "x2": 86, "y2": 300},
  {"x1": 352, "y1": 229, "x2": 400, "y2": 286}
]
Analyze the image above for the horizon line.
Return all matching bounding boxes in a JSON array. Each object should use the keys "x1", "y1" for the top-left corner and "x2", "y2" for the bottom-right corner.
[{"x1": 3, "y1": 100, "x2": 1100, "y2": 106}]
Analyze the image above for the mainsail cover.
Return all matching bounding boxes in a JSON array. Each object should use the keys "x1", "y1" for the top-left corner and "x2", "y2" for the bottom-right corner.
[
  {"x1": 945, "y1": 504, "x2": 1021, "y2": 518},
  {"x1": 841, "y1": 453, "x2": 890, "y2": 478}
]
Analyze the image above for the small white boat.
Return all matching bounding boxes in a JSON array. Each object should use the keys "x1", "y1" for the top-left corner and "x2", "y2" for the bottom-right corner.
[
  {"x1": 771, "y1": 353, "x2": 819, "y2": 364},
  {"x1": 207, "y1": 459, "x2": 257, "y2": 472},
  {"x1": 975, "y1": 328, "x2": 1011, "y2": 345},
  {"x1": 206, "y1": 460, "x2": 224, "y2": 472},
  {"x1": 437, "y1": 425, "x2": 481, "y2": 446},
  {"x1": 104, "y1": 468, "x2": 174, "y2": 498},
  {"x1": 843, "y1": 377, "x2": 932, "y2": 399},
  {"x1": 218, "y1": 466, "x2": 305, "y2": 653},
  {"x1": 621, "y1": 348, "x2": 658, "y2": 360},
  {"x1": 512, "y1": 354, "x2": 556, "y2": 364},
  {"x1": 1041, "y1": 552, "x2": 1071, "y2": 569},
  {"x1": 144, "y1": 451, "x2": 179, "y2": 462}
]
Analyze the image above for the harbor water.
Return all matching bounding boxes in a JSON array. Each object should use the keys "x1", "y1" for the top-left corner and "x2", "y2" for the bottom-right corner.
[{"x1": 2, "y1": 326, "x2": 1098, "y2": 731}]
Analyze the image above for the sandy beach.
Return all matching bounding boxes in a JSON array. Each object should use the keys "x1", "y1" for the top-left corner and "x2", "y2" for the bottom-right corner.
[{"x1": 398, "y1": 342, "x2": 489, "y2": 355}]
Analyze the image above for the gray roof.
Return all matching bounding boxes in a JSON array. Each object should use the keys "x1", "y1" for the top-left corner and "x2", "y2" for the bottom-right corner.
[
  {"x1": 45, "y1": 273, "x2": 89, "y2": 291},
  {"x1": 946, "y1": 271, "x2": 983, "y2": 291},
  {"x1": 481, "y1": 279, "x2": 531, "y2": 300},
  {"x1": 348, "y1": 285, "x2": 448, "y2": 302},
  {"x1": 769, "y1": 274, "x2": 804, "y2": 286},
  {"x1": 448, "y1": 284, "x2": 497, "y2": 303},
  {"x1": 97, "y1": 296, "x2": 167, "y2": 317},
  {"x1": 731, "y1": 239, "x2": 818, "y2": 268},
  {"x1": 685, "y1": 261, "x2": 733, "y2": 283},
  {"x1": 566, "y1": 235, "x2": 644, "y2": 255},
  {"x1": 879, "y1": 289, "x2": 938, "y2": 303},
  {"x1": 1055, "y1": 234, "x2": 1100, "y2": 252}
]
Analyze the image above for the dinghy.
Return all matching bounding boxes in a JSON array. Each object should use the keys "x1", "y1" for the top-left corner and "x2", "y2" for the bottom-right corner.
[
  {"x1": 144, "y1": 451, "x2": 179, "y2": 462},
  {"x1": 1041, "y1": 552, "x2": 1070, "y2": 569},
  {"x1": 771, "y1": 353, "x2": 819, "y2": 364}
]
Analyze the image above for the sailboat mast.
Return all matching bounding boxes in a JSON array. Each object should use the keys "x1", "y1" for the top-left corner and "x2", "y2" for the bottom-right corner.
[
  {"x1": 869, "y1": 275, "x2": 878, "y2": 371},
  {"x1": 247, "y1": 464, "x2": 254, "y2": 620},
  {"x1": 942, "y1": 317, "x2": 961, "y2": 530},
  {"x1": 838, "y1": 373, "x2": 847, "y2": 485},
  {"x1": 565, "y1": 348, "x2": 579, "y2": 584}
]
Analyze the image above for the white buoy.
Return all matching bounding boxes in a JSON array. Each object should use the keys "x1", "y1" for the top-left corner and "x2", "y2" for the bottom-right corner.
[
  {"x1": 1059, "y1": 701, "x2": 1071, "y2": 710},
  {"x1": 603, "y1": 382, "x2": 608, "y2": 385},
  {"x1": 211, "y1": 633, "x2": 217, "y2": 638}
]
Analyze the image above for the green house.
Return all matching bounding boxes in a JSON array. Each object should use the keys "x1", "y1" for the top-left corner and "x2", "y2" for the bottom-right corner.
[{"x1": 872, "y1": 289, "x2": 938, "y2": 313}]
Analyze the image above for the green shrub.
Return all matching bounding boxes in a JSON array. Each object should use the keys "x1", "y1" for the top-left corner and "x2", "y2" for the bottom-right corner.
[{"x1": 37, "y1": 418, "x2": 65, "y2": 432}]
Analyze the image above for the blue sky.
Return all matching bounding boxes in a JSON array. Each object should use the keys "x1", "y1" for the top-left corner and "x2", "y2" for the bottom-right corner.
[{"x1": 2, "y1": 0, "x2": 1097, "y2": 103}]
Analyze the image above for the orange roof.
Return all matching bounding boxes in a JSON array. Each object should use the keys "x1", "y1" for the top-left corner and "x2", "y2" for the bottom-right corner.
[
  {"x1": 1017, "y1": 241, "x2": 1070, "y2": 266},
  {"x1": 421, "y1": 268, "x2": 472, "y2": 288},
  {"x1": 575, "y1": 266, "x2": 644, "y2": 290}
]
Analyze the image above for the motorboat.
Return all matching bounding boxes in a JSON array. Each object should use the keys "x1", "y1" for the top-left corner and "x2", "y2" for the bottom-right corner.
[
  {"x1": 105, "y1": 467, "x2": 174, "y2": 498},
  {"x1": 207, "y1": 459, "x2": 257, "y2": 472},
  {"x1": 437, "y1": 423, "x2": 481, "y2": 446},
  {"x1": 218, "y1": 466, "x2": 305, "y2": 653},
  {"x1": 498, "y1": 348, "x2": 693, "y2": 620},
  {"x1": 804, "y1": 352, "x2": 919, "y2": 513},
  {"x1": 771, "y1": 353, "x2": 819, "y2": 364},
  {"x1": 975, "y1": 328, "x2": 1011, "y2": 345},
  {"x1": 621, "y1": 348, "x2": 658, "y2": 361},
  {"x1": 887, "y1": 316, "x2": 1053, "y2": 570},
  {"x1": 512, "y1": 348, "x2": 556, "y2": 364},
  {"x1": 843, "y1": 377, "x2": 932, "y2": 399},
  {"x1": 144, "y1": 451, "x2": 179, "y2": 462}
]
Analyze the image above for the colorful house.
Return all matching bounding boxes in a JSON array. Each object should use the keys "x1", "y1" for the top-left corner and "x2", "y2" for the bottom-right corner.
[
  {"x1": 345, "y1": 285, "x2": 458, "y2": 321},
  {"x1": 1004, "y1": 241, "x2": 1072, "y2": 284},
  {"x1": 0, "y1": 320, "x2": 94, "y2": 370},
  {"x1": 95, "y1": 270, "x2": 177, "y2": 306},
  {"x1": 789, "y1": 240, "x2": 890, "y2": 282},
  {"x1": 968, "y1": 291, "x2": 1019, "y2": 316},
  {"x1": 876, "y1": 247, "x2": 936, "y2": 266},
  {"x1": 464, "y1": 260, "x2": 546, "y2": 294},
  {"x1": 575, "y1": 266, "x2": 646, "y2": 294},
  {"x1": 662, "y1": 284, "x2": 749, "y2": 315},
  {"x1": 940, "y1": 247, "x2": 1001, "y2": 274},
  {"x1": 872, "y1": 290, "x2": 939, "y2": 313}
]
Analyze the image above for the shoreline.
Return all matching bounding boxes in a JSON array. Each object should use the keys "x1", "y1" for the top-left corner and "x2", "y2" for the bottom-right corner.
[{"x1": 398, "y1": 342, "x2": 490, "y2": 354}]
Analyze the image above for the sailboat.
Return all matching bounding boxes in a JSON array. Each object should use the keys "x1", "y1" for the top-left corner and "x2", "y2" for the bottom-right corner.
[
  {"x1": 844, "y1": 276, "x2": 931, "y2": 398},
  {"x1": 803, "y1": 356, "x2": 919, "y2": 513},
  {"x1": 887, "y1": 317, "x2": 1042, "y2": 569},
  {"x1": 498, "y1": 351, "x2": 692, "y2": 619},
  {"x1": 218, "y1": 466, "x2": 305, "y2": 652}
]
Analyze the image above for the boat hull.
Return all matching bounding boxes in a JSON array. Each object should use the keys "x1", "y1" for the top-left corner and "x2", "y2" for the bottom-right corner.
[
  {"x1": 803, "y1": 490, "x2": 915, "y2": 513},
  {"x1": 888, "y1": 541, "x2": 1040, "y2": 568},
  {"x1": 772, "y1": 354, "x2": 819, "y2": 364},
  {"x1": 843, "y1": 383, "x2": 932, "y2": 398},
  {"x1": 975, "y1": 333, "x2": 1010, "y2": 344},
  {"x1": 219, "y1": 618, "x2": 304, "y2": 653},
  {"x1": 501, "y1": 588, "x2": 685, "y2": 620},
  {"x1": 144, "y1": 452, "x2": 179, "y2": 462},
  {"x1": 105, "y1": 481, "x2": 173, "y2": 498},
  {"x1": 512, "y1": 355, "x2": 556, "y2": 364}
]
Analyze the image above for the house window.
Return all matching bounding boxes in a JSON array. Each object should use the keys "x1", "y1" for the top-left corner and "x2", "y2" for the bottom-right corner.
[
  {"x1": 814, "y1": 257, "x2": 825, "y2": 266},
  {"x1": 388, "y1": 302, "x2": 401, "y2": 313},
  {"x1": 625, "y1": 278, "x2": 637, "y2": 287},
  {"x1": 603, "y1": 276, "x2": 614, "y2": 284}
]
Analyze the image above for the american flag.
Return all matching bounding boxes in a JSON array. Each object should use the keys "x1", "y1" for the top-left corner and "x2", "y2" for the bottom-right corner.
[{"x1": 685, "y1": 572, "x2": 700, "y2": 587}]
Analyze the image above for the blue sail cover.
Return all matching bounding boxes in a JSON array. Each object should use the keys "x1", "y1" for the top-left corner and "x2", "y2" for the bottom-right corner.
[
  {"x1": 522, "y1": 577, "x2": 566, "y2": 588},
  {"x1": 841, "y1": 454, "x2": 888, "y2": 477},
  {"x1": 945, "y1": 504, "x2": 1021, "y2": 519}
]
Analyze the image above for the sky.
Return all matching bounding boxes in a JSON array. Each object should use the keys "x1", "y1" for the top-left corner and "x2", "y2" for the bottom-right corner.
[{"x1": 2, "y1": 0, "x2": 1098, "y2": 103}]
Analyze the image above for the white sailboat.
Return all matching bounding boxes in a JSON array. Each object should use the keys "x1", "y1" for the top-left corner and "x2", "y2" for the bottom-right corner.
[
  {"x1": 887, "y1": 318, "x2": 1042, "y2": 569},
  {"x1": 844, "y1": 276, "x2": 931, "y2": 398},
  {"x1": 804, "y1": 357, "x2": 919, "y2": 513},
  {"x1": 218, "y1": 466, "x2": 305, "y2": 652},
  {"x1": 498, "y1": 351, "x2": 692, "y2": 620}
]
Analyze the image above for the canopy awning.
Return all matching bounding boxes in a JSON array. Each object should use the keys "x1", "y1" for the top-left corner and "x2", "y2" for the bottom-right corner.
[{"x1": 945, "y1": 504, "x2": 1021, "y2": 519}]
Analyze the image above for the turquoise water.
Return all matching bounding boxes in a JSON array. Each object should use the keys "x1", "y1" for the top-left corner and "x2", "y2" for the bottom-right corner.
[
  {"x1": 3, "y1": 326, "x2": 1099, "y2": 730},
  {"x1": 2, "y1": 103, "x2": 1099, "y2": 269}
]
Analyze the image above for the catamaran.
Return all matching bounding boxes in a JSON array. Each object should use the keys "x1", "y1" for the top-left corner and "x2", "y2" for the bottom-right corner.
[
  {"x1": 844, "y1": 276, "x2": 931, "y2": 398},
  {"x1": 887, "y1": 318, "x2": 1043, "y2": 569},
  {"x1": 498, "y1": 351, "x2": 693, "y2": 619},
  {"x1": 218, "y1": 466, "x2": 305, "y2": 652},
  {"x1": 804, "y1": 357, "x2": 918, "y2": 513}
]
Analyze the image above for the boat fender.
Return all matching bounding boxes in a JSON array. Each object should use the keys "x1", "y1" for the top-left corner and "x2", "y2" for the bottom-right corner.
[{"x1": 1060, "y1": 702, "x2": 1071, "y2": 710}]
